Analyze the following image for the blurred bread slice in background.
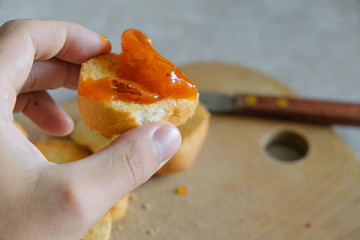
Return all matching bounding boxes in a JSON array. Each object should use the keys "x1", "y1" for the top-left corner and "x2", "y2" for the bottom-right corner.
[
  {"x1": 34, "y1": 139, "x2": 91, "y2": 164},
  {"x1": 81, "y1": 212, "x2": 112, "y2": 240},
  {"x1": 14, "y1": 120, "x2": 28, "y2": 139}
]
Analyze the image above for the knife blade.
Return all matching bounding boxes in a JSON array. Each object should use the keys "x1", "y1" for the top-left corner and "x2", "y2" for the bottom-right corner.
[{"x1": 199, "y1": 91, "x2": 360, "y2": 126}]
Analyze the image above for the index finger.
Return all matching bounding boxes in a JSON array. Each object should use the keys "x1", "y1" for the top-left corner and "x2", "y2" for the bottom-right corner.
[{"x1": 0, "y1": 19, "x2": 111, "y2": 94}]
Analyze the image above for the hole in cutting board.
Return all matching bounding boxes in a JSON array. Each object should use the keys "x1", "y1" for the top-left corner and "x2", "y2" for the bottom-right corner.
[{"x1": 264, "y1": 131, "x2": 309, "y2": 162}]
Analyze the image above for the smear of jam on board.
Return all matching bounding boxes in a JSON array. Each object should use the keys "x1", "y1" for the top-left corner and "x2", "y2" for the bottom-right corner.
[{"x1": 79, "y1": 29, "x2": 197, "y2": 104}]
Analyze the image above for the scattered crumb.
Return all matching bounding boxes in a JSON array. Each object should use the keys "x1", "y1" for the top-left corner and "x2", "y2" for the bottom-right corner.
[
  {"x1": 134, "y1": 212, "x2": 140, "y2": 218},
  {"x1": 176, "y1": 186, "x2": 187, "y2": 195},
  {"x1": 129, "y1": 192, "x2": 137, "y2": 202},
  {"x1": 115, "y1": 224, "x2": 125, "y2": 231},
  {"x1": 305, "y1": 223, "x2": 311, "y2": 228},
  {"x1": 124, "y1": 212, "x2": 141, "y2": 223},
  {"x1": 165, "y1": 212, "x2": 174, "y2": 221},
  {"x1": 142, "y1": 202, "x2": 151, "y2": 210},
  {"x1": 146, "y1": 229, "x2": 155, "y2": 236}
]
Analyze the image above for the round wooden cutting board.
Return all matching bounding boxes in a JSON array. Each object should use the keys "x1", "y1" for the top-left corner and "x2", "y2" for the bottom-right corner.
[{"x1": 16, "y1": 63, "x2": 360, "y2": 239}]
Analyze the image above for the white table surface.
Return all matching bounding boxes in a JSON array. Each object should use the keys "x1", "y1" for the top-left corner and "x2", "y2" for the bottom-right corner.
[{"x1": 1, "y1": 0, "x2": 359, "y2": 159}]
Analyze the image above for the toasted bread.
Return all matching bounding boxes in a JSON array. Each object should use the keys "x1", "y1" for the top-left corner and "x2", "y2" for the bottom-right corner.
[
  {"x1": 72, "y1": 103, "x2": 209, "y2": 174},
  {"x1": 156, "y1": 103, "x2": 210, "y2": 174},
  {"x1": 81, "y1": 212, "x2": 112, "y2": 240},
  {"x1": 78, "y1": 53, "x2": 198, "y2": 139},
  {"x1": 34, "y1": 139, "x2": 91, "y2": 164},
  {"x1": 14, "y1": 120, "x2": 28, "y2": 138},
  {"x1": 109, "y1": 193, "x2": 130, "y2": 221},
  {"x1": 71, "y1": 119, "x2": 115, "y2": 153}
]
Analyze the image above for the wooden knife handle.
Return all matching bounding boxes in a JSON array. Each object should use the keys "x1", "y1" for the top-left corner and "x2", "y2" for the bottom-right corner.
[{"x1": 235, "y1": 94, "x2": 360, "y2": 126}]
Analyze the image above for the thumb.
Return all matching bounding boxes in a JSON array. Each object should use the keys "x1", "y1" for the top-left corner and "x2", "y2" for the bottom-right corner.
[{"x1": 60, "y1": 121, "x2": 181, "y2": 222}]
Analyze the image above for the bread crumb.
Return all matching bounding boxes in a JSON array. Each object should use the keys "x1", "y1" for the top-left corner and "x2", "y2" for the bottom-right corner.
[
  {"x1": 115, "y1": 224, "x2": 125, "y2": 231},
  {"x1": 142, "y1": 202, "x2": 151, "y2": 210},
  {"x1": 305, "y1": 223, "x2": 311, "y2": 228},
  {"x1": 129, "y1": 192, "x2": 137, "y2": 202},
  {"x1": 146, "y1": 229, "x2": 155, "y2": 235},
  {"x1": 134, "y1": 212, "x2": 140, "y2": 219},
  {"x1": 165, "y1": 212, "x2": 174, "y2": 221},
  {"x1": 176, "y1": 186, "x2": 187, "y2": 195}
]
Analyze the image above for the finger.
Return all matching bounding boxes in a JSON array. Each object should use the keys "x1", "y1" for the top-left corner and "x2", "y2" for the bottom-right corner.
[
  {"x1": 0, "y1": 19, "x2": 111, "y2": 95},
  {"x1": 15, "y1": 91, "x2": 74, "y2": 136},
  {"x1": 58, "y1": 121, "x2": 181, "y2": 222},
  {"x1": 20, "y1": 59, "x2": 80, "y2": 93}
]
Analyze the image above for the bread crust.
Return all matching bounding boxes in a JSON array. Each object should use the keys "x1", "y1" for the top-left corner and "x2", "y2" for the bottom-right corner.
[
  {"x1": 156, "y1": 103, "x2": 210, "y2": 174},
  {"x1": 78, "y1": 54, "x2": 198, "y2": 138},
  {"x1": 34, "y1": 139, "x2": 91, "y2": 164},
  {"x1": 108, "y1": 194, "x2": 130, "y2": 220},
  {"x1": 71, "y1": 118, "x2": 115, "y2": 153},
  {"x1": 81, "y1": 212, "x2": 112, "y2": 240},
  {"x1": 14, "y1": 120, "x2": 28, "y2": 138}
]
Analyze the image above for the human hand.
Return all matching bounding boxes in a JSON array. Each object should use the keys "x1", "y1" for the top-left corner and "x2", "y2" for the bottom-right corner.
[{"x1": 0, "y1": 19, "x2": 180, "y2": 239}]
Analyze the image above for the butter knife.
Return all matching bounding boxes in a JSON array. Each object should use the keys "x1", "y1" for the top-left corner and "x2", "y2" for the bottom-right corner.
[{"x1": 199, "y1": 91, "x2": 360, "y2": 126}]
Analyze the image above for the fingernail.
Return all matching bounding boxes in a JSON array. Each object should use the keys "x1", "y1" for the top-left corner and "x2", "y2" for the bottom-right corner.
[
  {"x1": 153, "y1": 124, "x2": 181, "y2": 167},
  {"x1": 99, "y1": 35, "x2": 109, "y2": 44},
  {"x1": 99, "y1": 36, "x2": 111, "y2": 52}
]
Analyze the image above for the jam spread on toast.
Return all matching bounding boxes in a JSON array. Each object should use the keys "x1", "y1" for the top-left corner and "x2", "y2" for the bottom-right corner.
[{"x1": 79, "y1": 29, "x2": 197, "y2": 104}]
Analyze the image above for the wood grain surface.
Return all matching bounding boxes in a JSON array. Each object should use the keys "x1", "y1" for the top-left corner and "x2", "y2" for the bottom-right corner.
[{"x1": 16, "y1": 63, "x2": 360, "y2": 240}]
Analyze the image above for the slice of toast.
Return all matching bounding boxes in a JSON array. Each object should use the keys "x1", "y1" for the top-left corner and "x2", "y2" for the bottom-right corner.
[
  {"x1": 71, "y1": 119, "x2": 116, "y2": 153},
  {"x1": 78, "y1": 53, "x2": 198, "y2": 139},
  {"x1": 156, "y1": 103, "x2": 210, "y2": 174},
  {"x1": 72, "y1": 104, "x2": 209, "y2": 174},
  {"x1": 81, "y1": 212, "x2": 112, "y2": 240},
  {"x1": 34, "y1": 139, "x2": 91, "y2": 164},
  {"x1": 14, "y1": 120, "x2": 28, "y2": 138}
]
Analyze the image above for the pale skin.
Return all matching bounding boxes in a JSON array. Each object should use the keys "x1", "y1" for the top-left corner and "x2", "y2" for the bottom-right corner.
[{"x1": 0, "y1": 19, "x2": 181, "y2": 239}]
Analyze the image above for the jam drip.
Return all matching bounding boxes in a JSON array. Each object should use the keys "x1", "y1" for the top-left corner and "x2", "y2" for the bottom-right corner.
[{"x1": 79, "y1": 29, "x2": 197, "y2": 104}]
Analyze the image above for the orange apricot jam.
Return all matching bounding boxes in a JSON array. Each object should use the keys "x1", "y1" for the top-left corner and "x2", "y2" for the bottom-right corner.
[
  {"x1": 78, "y1": 29, "x2": 198, "y2": 104},
  {"x1": 176, "y1": 186, "x2": 187, "y2": 195}
]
